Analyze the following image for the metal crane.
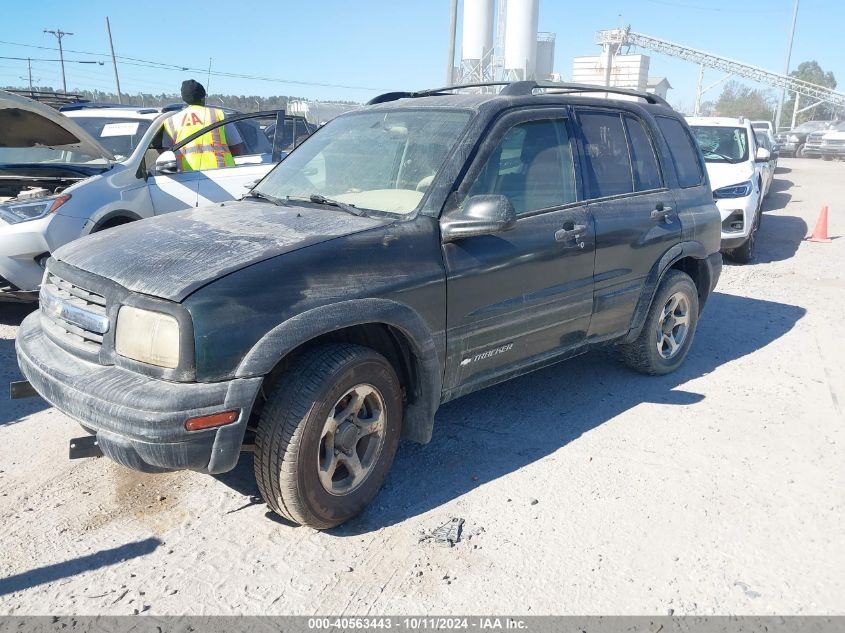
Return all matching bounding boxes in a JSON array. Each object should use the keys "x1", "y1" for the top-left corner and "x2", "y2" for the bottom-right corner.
[{"x1": 596, "y1": 26, "x2": 844, "y2": 123}]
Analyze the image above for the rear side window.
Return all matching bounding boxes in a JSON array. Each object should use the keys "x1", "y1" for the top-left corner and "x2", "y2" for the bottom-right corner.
[
  {"x1": 624, "y1": 116, "x2": 663, "y2": 191},
  {"x1": 656, "y1": 116, "x2": 705, "y2": 188},
  {"x1": 578, "y1": 112, "x2": 634, "y2": 198}
]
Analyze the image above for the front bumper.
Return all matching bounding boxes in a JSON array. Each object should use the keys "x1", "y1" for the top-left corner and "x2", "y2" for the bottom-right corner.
[
  {"x1": 16, "y1": 311, "x2": 262, "y2": 474},
  {"x1": 803, "y1": 145, "x2": 823, "y2": 157},
  {"x1": 716, "y1": 194, "x2": 758, "y2": 249},
  {"x1": 0, "y1": 213, "x2": 86, "y2": 298},
  {"x1": 820, "y1": 146, "x2": 845, "y2": 158},
  {"x1": 778, "y1": 141, "x2": 799, "y2": 154}
]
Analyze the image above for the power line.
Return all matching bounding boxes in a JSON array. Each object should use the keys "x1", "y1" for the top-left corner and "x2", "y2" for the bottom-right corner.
[
  {"x1": 0, "y1": 37, "x2": 386, "y2": 92},
  {"x1": 0, "y1": 55, "x2": 105, "y2": 64}
]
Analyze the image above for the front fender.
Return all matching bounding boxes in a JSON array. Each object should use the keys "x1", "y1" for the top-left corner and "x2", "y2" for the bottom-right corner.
[{"x1": 236, "y1": 298, "x2": 442, "y2": 444}]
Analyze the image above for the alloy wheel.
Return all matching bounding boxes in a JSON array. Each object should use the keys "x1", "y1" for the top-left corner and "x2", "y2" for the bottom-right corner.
[
  {"x1": 656, "y1": 292, "x2": 691, "y2": 360},
  {"x1": 317, "y1": 384, "x2": 387, "y2": 496}
]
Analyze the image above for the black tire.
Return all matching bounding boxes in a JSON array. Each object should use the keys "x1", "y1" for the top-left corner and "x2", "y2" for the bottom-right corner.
[
  {"x1": 254, "y1": 344, "x2": 403, "y2": 529},
  {"x1": 796, "y1": 144, "x2": 806, "y2": 158},
  {"x1": 618, "y1": 270, "x2": 699, "y2": 375},
  {"x1": 92, "y1": 217, "x2": 134, "y2": 233},
  {"x1": 729, "y1": 205, "x2": 760, "y2": 264}
]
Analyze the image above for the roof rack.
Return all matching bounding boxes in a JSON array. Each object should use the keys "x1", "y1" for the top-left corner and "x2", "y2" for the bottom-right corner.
[
  {"x1": 58, "y1": 102, "x2": 151, "y2": 112},
  {"x1": 366, "y1": 81, "x2": 671, "y2": 108}
]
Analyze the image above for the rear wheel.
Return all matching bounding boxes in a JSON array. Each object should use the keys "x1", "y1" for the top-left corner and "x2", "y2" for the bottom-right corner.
[
  {"x1": 618, "y1": 270, "x2": 699, "y2": 375},
  {"x1": 254, "y1": 344, "x2": 403, "y2": 529}
]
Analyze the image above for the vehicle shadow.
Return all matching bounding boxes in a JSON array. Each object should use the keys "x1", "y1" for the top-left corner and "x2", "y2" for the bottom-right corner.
[
  {"x1": 754, "y1": 213, "x2": 808, "y2": 264},
  {"x1": 217, "y1": 292, "x2": 806, "y2": 534},
  {"x1": 0, "y1": 304, "x2": 48, "y2": 426},
  {"x1": 774, "y1": 165, "x2": 791, "y2": 175},
  {"x1": 0, "y1": 537, "x2": 161, "y2": 596},
  {"x1": 762, "y1": 177, "x2": 793, "y2": 213}
]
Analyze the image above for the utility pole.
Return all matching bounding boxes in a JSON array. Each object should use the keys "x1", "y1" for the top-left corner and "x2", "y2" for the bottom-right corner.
[
  {"x1": 694, "y1": 63, "x2": 704, "y2": 116},
  {"x1": 106, "y1": 17, "x2": 123, "y2": 104},
  {"x1": 446, "y1": 0, "x2": 458, "y2": 85},
  {"x1": 775, "y1": 0, "x2": 800, "y2": 130},
  {"x1": 19, "y1": 58, "x2": 35, "y2": 94},
  {"x1": 43, "y1": 28, "x2": 73, "y2": 93}
]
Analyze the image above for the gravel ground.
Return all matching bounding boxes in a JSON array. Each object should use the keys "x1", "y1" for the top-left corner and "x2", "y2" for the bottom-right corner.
[{"x1": 0, "y1": 158, "x2": 842, "y2": 615}]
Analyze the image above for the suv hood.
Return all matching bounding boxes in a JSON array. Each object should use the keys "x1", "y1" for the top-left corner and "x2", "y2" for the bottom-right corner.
[
  {"x1": 704, "y1": 161, "x2": 755, "y2": 192},
  {"x1": 53, "y1": 201, "x2": 388, "y2": 301},
  {"x1": 0, "y1": 90, "x2": 115, "y2": 162}
]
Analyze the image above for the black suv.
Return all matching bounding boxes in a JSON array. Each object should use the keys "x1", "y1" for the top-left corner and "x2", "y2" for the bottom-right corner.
[{"x1": 15, "y1": 81, "x2": 722, "y2": 529}]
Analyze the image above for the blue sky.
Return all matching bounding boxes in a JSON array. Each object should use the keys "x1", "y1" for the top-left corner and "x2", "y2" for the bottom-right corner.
[{"x1": 1, "y1": 0, "x2": 841, "y2": 112}]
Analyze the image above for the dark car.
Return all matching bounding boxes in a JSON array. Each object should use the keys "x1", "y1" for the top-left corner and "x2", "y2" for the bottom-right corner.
[
  {"x1": 15, "y1": 81, "x2": 722, "y2": 529},
  {"x1": 775, "y1": 120, "x2": 832, "y2": 157}
]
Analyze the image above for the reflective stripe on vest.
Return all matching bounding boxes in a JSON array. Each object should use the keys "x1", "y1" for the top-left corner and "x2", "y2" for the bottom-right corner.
[{"x1": 166, "y1": 105, "x2": 235, "y2": 171}]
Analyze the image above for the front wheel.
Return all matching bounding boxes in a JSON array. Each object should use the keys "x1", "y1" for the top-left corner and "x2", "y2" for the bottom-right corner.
[
  {"x1": 618, "y1": 270, "x2": 700, "y2": 375},
  {"x1": 254, "y1": 344, "x2": 403, "y2": 529},
  {"x1": 796, "y1": 144, "x2": 806, "y2": 158}
]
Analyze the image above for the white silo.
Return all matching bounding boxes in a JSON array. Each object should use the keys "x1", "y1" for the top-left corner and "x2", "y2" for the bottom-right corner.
[
  {"x1": 504, "y1": 0, "x2": 539, "y2": 81},
  {"x1": 535, "y1": 32, "x2": 556, "y2": 81},
  {"x1": 460, "y1": 0, "x2": 495, "y2": 83}
]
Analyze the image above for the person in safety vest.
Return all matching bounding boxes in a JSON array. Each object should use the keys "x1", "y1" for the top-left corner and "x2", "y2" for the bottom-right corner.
[{"x1": 162, "y1": 79, "x2": 244, "y2": 172}]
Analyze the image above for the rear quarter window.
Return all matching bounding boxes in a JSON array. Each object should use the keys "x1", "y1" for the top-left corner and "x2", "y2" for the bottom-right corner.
[{"x1": 655, "y1": 116, "x2": 705, "y2": 188}]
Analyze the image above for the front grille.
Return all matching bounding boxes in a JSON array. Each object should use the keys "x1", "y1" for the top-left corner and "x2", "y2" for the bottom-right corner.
[
  {"x1": 823, "y1": 138, "x2": 845, "y2": 147},
  {"x1": 40, "y1": 272, "x2": 108, "y2": 353},
  {"x1": 806, "y1": 133, "x2": 824, "y2": 147}
]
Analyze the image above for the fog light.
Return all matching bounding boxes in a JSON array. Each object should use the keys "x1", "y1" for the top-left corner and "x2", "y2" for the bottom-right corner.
[
  {"x1": 185, "y1": 410, "x2": 239, "y2": 432},
  {"x1": 722, "y1": 210, "x2": 744, "y2": 233}
]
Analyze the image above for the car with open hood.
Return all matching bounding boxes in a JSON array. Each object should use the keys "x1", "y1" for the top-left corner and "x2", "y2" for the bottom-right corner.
[
  {"x1": 15, "y1": 81, "x2": 723, "y2": 529},
  {"x1": 0, "y1": 91, "x2": 288, "y2": 301}
]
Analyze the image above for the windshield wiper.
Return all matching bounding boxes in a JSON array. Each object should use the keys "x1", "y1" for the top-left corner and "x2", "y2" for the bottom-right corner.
[
  {"x1": 287, "y1": 194, "x2": 364, "y2": 216},
  {"x1": 243, "y1": 190, "x2": 285, "y2": 205}
]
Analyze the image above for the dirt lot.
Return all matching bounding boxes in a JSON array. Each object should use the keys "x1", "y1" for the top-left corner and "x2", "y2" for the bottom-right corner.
[{"x1": 0, "y1": 158, "x2": 842, "y2": 615}]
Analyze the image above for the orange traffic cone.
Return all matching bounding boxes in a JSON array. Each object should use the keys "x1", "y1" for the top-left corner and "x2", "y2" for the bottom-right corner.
[{"x1": 807, "y1": 206, "x2": 832, "y2": 243}]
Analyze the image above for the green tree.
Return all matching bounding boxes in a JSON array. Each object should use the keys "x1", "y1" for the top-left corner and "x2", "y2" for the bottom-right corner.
[
  {"x1": 714, "y1": 81, "x2": 776, "y2": 121},
  {"x1": 780, "y1": 61, "x2": 838, "y2": 128}
]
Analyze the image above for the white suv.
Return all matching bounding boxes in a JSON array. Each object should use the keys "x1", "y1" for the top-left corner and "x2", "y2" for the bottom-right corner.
[
  {"x1": 686, "y1": 116, "x2": 772, "y2": 263},
  {"x1": 0, "y1": 92, "x2": 293, "y2": 301}
]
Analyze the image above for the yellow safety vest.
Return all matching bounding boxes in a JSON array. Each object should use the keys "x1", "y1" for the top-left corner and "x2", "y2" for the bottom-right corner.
[{"x1": 164, "y1": 105, "x2": 235, "y2": 171}]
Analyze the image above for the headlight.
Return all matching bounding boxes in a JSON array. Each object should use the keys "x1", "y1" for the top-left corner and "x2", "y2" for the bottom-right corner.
[
  {"x1": 713, "y1": 181, "x2": 753, "y2": 199},
  {"x1": 788, "y1": 135, "x2": 800, "y2": 142},
  {"x1": 115, "y1": 305, "x2": 180, "y2": 369},
  {"x1": 0, "y1": 194, "x2": 71, "y2": 224}
]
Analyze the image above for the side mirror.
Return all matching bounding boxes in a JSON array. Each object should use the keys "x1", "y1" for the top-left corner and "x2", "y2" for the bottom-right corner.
[
  {"x1": 155, "y1": 151, "x2": 179, "y2": 174},
  {"x1": 755, "y1": 147, "x2": 771, "y2": 163},
  {"x1": 441, "y1": 194, "x2": 517, "y2": 243}
]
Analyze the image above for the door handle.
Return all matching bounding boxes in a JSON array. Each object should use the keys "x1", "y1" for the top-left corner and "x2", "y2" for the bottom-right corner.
[
  {"x1": 554, "y1": 223, "x2": 587, "y2": 246},
  {"x1": 651, "y1": 205, "x2": 673, "y2": 223}
]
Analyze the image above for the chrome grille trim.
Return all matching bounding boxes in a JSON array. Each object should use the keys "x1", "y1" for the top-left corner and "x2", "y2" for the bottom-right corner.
[{"x1": 40, "y1": 272, "x2": 109, "y2": 353}]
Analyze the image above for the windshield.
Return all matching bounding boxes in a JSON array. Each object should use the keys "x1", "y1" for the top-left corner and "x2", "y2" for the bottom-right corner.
[
  {"x1": 69, "y1": 116, "x2": 152, "y2": 161},
  {"x1": 253, "y1": 109, "x2": 472, "y2": 215},
  {"x1": 792, "y1": 121, "x2": 830, "y2": 133},
  {"x1": 0, "y1": 142, "x2": 109, "y2": 166},
  {"x1": 690, "y1": 126, "x2": 749, "y2": 163}
]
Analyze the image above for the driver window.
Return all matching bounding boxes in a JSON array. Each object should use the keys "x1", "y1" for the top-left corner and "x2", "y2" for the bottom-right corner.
[{"x1": 466, "y1": 118, "x2": 577, "y2": 215}]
